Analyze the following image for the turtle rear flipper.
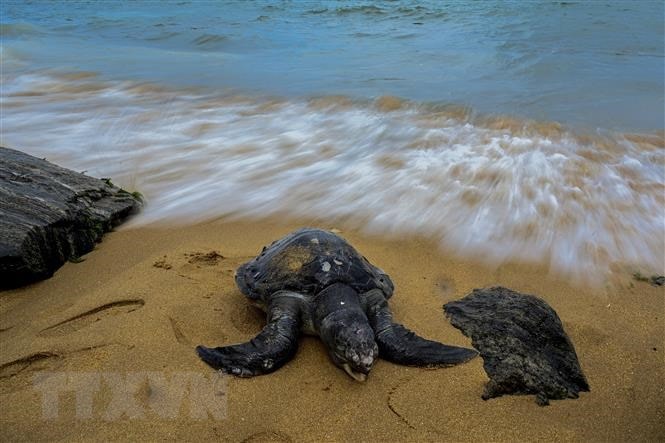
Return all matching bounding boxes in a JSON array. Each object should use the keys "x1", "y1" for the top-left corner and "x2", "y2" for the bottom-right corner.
[
  {"x1": 196, "y1": 295, "x2": 301, "y2": 377},
  {"x1": 364, "y1": 291, "x2": 477, "y2": 366}
]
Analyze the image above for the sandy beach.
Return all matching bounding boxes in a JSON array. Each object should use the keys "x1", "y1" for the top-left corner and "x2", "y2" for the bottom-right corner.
[
  {"x1": 0, "y1": 218, "x2": 662, "y2": 442},
  {"x1": 2, "y1": 1, "x2": 664, "y2": 441}
]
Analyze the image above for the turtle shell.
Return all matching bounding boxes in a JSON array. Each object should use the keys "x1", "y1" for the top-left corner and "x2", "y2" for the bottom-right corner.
[{"x1": 236, "y1": 228, "x2": 394, "y2": 302}]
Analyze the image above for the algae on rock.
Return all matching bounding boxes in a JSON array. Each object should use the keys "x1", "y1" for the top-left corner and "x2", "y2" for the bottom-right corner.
[{"x1": 0, "y1": 147, "x2": 142, "y2": 288}]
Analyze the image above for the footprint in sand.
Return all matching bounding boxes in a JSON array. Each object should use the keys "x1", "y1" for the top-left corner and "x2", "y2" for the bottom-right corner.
[
  {"x1": 0, "y1": 352, "x2": 63, "y2": 394},
  {"x1": 0, "y1": 344, "x2": 122, "y2": 394},
  {"x1": 153, "y1": 251, "x2": 226, "y2": 281},
  {"x1": 185, "y1": 251, "x2": 224, "y2": 266},
  {"x1": 168, "y1": 316, "x2": 192, "y2": 345},
  {"x1": 153, "y1": 257, "x2": 172, "y2": 270},
  {"x1": 38, "y1": 299, "x2": 145, "y2": 338},
  {"x1": 0, "y1": 352, "x2": 62, "y2": 379}
]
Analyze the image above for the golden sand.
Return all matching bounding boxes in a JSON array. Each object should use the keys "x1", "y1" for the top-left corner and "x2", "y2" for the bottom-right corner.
[{"x1": 0, "y1": 218, "x2": 663, "y2": 441}]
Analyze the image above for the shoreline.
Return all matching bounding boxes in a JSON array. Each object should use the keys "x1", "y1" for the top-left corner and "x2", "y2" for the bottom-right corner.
[{"x1": 1, "y1": 218, "x2": 663, "y2": 441}]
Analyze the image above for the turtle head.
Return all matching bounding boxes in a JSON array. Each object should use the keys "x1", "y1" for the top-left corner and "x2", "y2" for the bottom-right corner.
[
  {"x1": 316, "y1": 283, "x2": 378, "y2": 382},
  {"x1": 329, "y1": 320, "x2": 378, "y2": 382}
]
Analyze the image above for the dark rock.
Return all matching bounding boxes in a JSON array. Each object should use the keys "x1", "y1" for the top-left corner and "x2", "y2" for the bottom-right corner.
[
  {"x1": 632, "y1": 272, "x2": 664, "y2": 286},
  {"x1": 649, "y1": 275, "x2": 664, "y2": 287},
  {"x1": 0, "y1": 147, "x2": 142, "y2": 288},
  {"x1": 444, "y1": 286, "x2": 589, "y2": 406}
]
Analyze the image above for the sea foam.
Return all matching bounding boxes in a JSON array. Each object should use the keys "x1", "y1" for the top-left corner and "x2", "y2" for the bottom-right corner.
[{"x1": 1, "y1": 72, "x2": 663, "y2": 283}]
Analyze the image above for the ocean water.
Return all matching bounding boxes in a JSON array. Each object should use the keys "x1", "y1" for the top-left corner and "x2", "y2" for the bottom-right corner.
[{"x1": 1, "y1": 1, "x2": 664, "y2": 283}]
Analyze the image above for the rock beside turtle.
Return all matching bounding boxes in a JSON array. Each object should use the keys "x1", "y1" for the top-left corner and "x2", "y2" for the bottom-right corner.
[
  {"x1": 0, "y1": 147, "x2": 142, "y2": 288},
  {"x1": 444, "y1": 286, "x2": 589, "y2": 406}
]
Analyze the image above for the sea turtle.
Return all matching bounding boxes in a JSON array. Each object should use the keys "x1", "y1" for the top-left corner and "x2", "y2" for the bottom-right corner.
[{"x1": 196, "y1": 228, "x2": 477, "y2": 381}]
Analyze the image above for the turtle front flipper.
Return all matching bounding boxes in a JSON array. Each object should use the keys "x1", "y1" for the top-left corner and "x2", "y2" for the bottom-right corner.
[
  {"x1": 364, "y1": 290, "x2": 477, "y2": 366},
  {"x1": 196, "y1": 294, "x2": 302, "y2": 377}
]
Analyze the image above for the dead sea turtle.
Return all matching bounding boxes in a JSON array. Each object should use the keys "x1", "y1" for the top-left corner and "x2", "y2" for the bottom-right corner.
[{"x1": 196, "y1": 228, "x2": 477, "y2": 381}]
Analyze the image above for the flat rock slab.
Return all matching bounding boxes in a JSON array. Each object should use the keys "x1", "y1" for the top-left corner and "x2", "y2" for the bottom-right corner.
[
  {"x1": 444, "y1": 286, "x2": 589, "y2": 406},
  {"x1": 0, "y1": 147, "x2": 141, "y2": 288}
]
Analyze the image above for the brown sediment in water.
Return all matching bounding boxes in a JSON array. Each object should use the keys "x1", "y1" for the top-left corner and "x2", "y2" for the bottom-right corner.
[
  {"x1": 2, "y1": 70, "x2": 663, "y2": 291},
  {"x1": 374, "y1": 95, "x2": 406, "y2": 112},
  {"x1": 53, "y1": 71, "x2": 99, "y2": 81},
  {"x1": 0, "y1": 218, "x2": 662, "y2": 441},
  {"x1": 238, "y1": 99, "x2": 288, "y2": 116},
  {"x1": 307, "y1": 95, "x2": 355, "y2": 111},
  {"x1": 375, "y1": 154, "x2": 407, "y2": 170},
  {"x1": 623, "y1": 132, "x2": 665, "y2": 149}
]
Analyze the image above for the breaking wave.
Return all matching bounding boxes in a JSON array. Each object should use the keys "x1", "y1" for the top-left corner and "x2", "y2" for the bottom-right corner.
[{"x1": 1, "y1": 71, "x2": 663, "y2": 283}]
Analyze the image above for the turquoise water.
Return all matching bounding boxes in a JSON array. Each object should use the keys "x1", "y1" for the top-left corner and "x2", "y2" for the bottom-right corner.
[
  {"x1": 1, "y1": 1, "x2": 664, "y2": 282},
  {"x1": 2, "y1": 0, "x2": 663, "y2": 130}
]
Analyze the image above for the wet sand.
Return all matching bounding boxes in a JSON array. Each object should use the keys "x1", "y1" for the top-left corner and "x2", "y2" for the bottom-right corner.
[{"x1": 0, "y1": 219, "x2": 663, "y2": 441}]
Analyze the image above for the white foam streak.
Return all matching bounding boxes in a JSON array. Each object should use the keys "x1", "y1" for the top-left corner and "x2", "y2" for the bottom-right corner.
[{"x1": 2, "y1": 73, "x2": 663, "y2": 283}]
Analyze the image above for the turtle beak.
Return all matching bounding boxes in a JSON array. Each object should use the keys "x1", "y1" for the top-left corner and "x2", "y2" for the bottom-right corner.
[{"x1": 343, "y1": 363, "x2": 368, "y2": 382}]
